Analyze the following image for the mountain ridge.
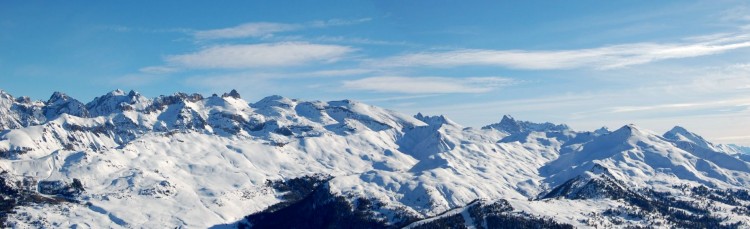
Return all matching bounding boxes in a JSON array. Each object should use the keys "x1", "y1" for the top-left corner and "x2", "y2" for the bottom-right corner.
[{"x1": 0, "y1": 89, "x2": 749, "y2": 228}]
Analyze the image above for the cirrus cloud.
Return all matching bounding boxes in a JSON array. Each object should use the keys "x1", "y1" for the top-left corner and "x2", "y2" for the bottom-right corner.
[
  {"x1": 342, "y1": 76, "x2": 514, "y2": 94},
  {"x1": 193, "y1": 18, "x2": 372, "y2": 40},
  {"x1": 369, "y1": 33, "x2": 750, "y2": 70},
  {"x1": 194, "y1": 22, "x2": 299, "y2": 40},
  {"x1": 166, "y1": 42, "x2": 355, "y2": 69}
]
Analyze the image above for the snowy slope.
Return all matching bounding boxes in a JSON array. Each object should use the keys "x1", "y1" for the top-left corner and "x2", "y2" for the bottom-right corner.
[
  {"x1": 0, "y1": 89, "x2": 749, "y2": 228},
  {"x1": 543, "y1": 125, "x2": 750, "y2": 189}
]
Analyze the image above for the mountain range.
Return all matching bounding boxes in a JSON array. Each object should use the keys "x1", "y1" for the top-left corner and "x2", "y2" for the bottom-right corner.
[{"x1": 1, "y1": 89, "x2": 749, "y2": 228}]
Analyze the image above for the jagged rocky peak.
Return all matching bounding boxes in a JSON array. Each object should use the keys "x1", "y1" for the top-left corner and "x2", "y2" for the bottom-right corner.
[
  {"x1": 0, "y1": 90, "x2": 41, "y2": 106},
  {"x1": 0, "y1": 89, "x2": 14, "y2": 100},
  {"x1": 149, "y1": 92, "x2": 204, "y2": 111},
  {"x1": 594, "y1": 126, "x2": 610, "y2": 135},
  {"x1": 414, "y1": 112, "x2": 458, "y2": 127},
  {"x1": 221, "y1": 89, "x2": 241, "y2": 99},
  {"x1": 87, "y1": 89, "x2": 150, "y2": 116},
  {"x1": 499, "y1": 114, "x2": 522, "y2": 133},
  {"x1": 482, "y1": 114, "x2": 569, "y2": 134},
  {"x1": 0, "y1": 90, "x2": 17, "y2": 108},
  {"x1": 110, "y1": 89, "x2": 127, "y2": 96},
  {"x1": 175, "y1": 92, "x2": 204, "y2": 102},
  {"x1": 14, "y1": 96, "x2": 32, "y2": 104},
  {"x1": 43, "y1": 91, "x2": 89, "y2": 119},
  {"x1": 47, "y1": 91, "x2": 71, "y2": 104}
]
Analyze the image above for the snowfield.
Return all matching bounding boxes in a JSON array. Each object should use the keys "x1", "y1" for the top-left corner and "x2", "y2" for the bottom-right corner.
[{"x1": 1, "y1": 89, "x2": 749, "y2": 228}]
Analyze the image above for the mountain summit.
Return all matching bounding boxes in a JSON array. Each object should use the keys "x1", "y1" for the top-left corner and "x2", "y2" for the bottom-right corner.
[{"x1": 0, "y1": 89, "x2": 749, "y2": 228}]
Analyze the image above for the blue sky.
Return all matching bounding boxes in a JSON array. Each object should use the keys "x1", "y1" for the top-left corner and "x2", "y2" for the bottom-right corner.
[{"x1": 1, "y1": 0, "x2": 750, "y2": 145}]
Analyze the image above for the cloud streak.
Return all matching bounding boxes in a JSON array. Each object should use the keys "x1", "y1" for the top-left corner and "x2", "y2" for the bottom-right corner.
[
  {"x1": 139, "y1": 66, "x2": 179, "y2": 74},
  {"x1": 370, "y1": 33, "x2": 750, "y2": 70},
  {"x1": 166, "y1": 42, "x2": 354, "y2": 69},
  {"x1": 193, "y1": 18, "x2": 371, "y2": 40},
  {"x1": 342, "y1": 76, "x2": 514, "y2": 94},
  {"x1": 194, "y1": 22, "x2": 298, "y2": 40}
]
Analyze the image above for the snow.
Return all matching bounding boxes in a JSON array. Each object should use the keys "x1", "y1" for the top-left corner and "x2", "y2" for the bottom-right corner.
[{"x1": 1, "y1": 89, "x2": 750, "y2": 227}]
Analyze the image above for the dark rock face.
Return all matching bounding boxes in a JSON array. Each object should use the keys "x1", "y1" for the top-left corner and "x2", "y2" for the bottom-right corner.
[
  {"x1": 213, "y1": 174, "x2": 417, "y2": 229},
  {"x1": 482, "y1": 115, "x2": 569, "y2": 135},
  {"x1": 243, "y1": 187, "x2": 402, "y2": 229},
  {"x1": 222, "y1": 89, "x2": 241, "y2": 99},
  {"x1": 37, "y1": 179, "x2": 84, "y2": 198},
  {"x1": 86, "y1": 90, "x2": 147, "y2": 117},
  {"x1": 541, "y1": 173, "x2": 635, "y2": 200},
  {"x1": 410, "y1": 200, "x2": 573, "y2": 229},
  {"x1": 224, "y1": 176, "x2": 575, "y2": 229},
  {"x1": 542, "y1": 174, "x2": 748, "y2": 228},
  {"x1": 138, "y1": 180, "x2": 175, "y2": 198},
  {"x1": 43, "y1": 92, "x2": 89, "y2": 120},
  {"x1": 0, "y1": 173, "x2": 79, "y2": 225}
]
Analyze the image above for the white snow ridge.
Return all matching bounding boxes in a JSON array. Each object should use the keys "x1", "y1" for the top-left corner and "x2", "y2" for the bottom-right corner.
[{"x1": 1, "y1": 89, "x2": 749, "y2": 228}]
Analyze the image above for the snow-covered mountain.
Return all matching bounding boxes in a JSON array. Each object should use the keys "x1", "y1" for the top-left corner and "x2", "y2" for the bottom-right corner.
[{"x1": 1, "y1": 89, "x2": 749, "y2": 228}]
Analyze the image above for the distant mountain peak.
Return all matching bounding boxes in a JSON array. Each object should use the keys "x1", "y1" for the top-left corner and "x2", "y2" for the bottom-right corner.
[
  {"x1": 43, "y1": 91, "x2": 88, "y2": 119},
  {"x1": 482, "y1": 114, "x2": 569, "y2": 134},
  {"x1": 414, "y1": 113, "x2": 458, "y2": 127},
  {"x1": 0, "y1": 91, "x2": 33, "y2": 105},
  {"x1": 594, "y1": 126, "x2": 610, "y2": 135},
  {"x1": 0, "y1": 90, "x2": 13, "y2": 99},
  {"x1": 47, "y1": 91, "x2": 71, "y2": 103},
  {"x1": 664, "y1": 126, "x2": 705, "y2": 141},
  {"x1": 261, "y1": 95, "x2": 285, "y2": 101},
  {"x1": 663, "y1": 125, "x2": 714, "y2": 150},
  {"x1": 109, "y1": 89, "x2": 126, "y2": 96},
  {"x1": 252, "y1": 95, "x2": 295, "y2": 109},
  {"x1": 14, "y1": 96, "x2": 31, "y2": 104},
  {"x1": 728, "y1": 144, "x2": 750, "y2": 154},
  {"x1": 609, "y1": 124, "x2": 644, "y2": 138},
  {"x1": 86, "y1": 89, "x2": 150, "y2": 116},
  {"x1": 221, "y1": 89, "x2": 241, "y2": 99},
  {"x1": 3, "y1": 88, "x2": 750, "y2": 228},
  {"x1": 557, "y1": 124, "x2": 652, "y2": 158}
]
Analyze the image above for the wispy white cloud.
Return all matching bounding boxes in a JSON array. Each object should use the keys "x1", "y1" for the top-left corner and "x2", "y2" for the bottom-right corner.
[
  {"x1": 369, "y1": 33, "x2": 750, "y2": 70},
  {"x1": 296, "y1": 68, "x2": 374, "y2": 77},
  {"x1": 606, "y1": 98, "x2": 750, "y2": 114},
  {"x1": 139, "y1": 66, "x2": 179, "y2": 74},
  {"x1": 312, "y1": 36, "x2": 409, "y2": 46},
  {"x1": 359, "y1": 94, "x2": 440, "y2": 102},
  {"x1": 193, "y1": 18, "x2": 371, "y2": 40},
  {"x1": 307, "y1": 18, "x2": 372, "y2": 27},
  {"x1": 390, "y1": 61, "x2": 750, "y2": 144},
  {"x1": 166, "y1": 42, "x2": 355, "y2": 69},
  {"x1": 97, "y1": 25, "x2": 191, "y2": 34},
  {"x1": 201, "y1": 68, "x2": 374, "y2": 78},
  {"x1": 342, "y1": 76, "x2": 514, "y2": 94},
  {"x1": 194, "y1": 22, "x2": 298, "y2": 40}
]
